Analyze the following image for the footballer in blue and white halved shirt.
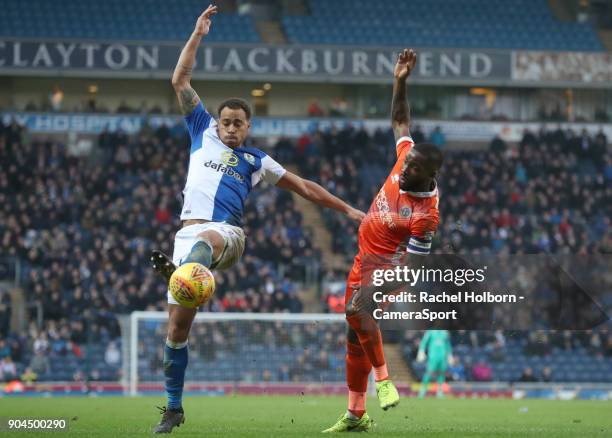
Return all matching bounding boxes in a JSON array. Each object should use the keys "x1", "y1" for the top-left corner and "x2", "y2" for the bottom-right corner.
[{"x1": 149, "y1": 6, "x2": 365, "y2": 431}]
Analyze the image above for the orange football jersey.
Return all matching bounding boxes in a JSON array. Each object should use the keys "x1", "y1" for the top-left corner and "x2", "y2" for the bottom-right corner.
[{"x1": 345, "y1": 136, "x2": 440, "y2": 301}]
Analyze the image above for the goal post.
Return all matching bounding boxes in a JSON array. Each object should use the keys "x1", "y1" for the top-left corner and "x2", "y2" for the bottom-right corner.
[{"x1": 124, "y1": 311, "x2": 347, "y2": 396}]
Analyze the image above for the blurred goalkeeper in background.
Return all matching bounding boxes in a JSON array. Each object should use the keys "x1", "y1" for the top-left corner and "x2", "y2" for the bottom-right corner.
[
  {"x1": 417, "y1": 329, "x2": 454, "y2": 399},
  {"x1": 150, "y1": 4, "x2": 364, "y2": 433}
]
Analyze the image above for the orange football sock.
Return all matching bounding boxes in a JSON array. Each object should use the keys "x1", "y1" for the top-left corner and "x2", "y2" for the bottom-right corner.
[
  {"x1": 346, "y1": 341, "x2": 370, "y2": 418},
  {"x1": 348, "y1": 391, "x2": 366, "y2": 419},
  {"x1": 374, "y1": 364, "x2": 389, "y2": 382}
]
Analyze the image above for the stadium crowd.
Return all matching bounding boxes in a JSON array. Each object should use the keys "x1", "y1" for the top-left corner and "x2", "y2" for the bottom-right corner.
[
  {"x1": 285, "y1": 124, "x2": 610, "y2": 263},
  {"x1": 0, "y1": 115, "x2": 610, "y2": 383},
  {"x1": 0, "y1": 118, "x2": 314, "y2": 381}
]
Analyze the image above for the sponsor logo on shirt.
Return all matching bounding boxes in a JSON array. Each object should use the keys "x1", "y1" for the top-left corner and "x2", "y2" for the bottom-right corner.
[
  {"x1": 220, "y1": 151, "x2": 239, "y2": 166},
  {"x1": 374, "y1": 188, "x2": 396, "y2": 229},
  {"x1": 204, "y1": 160, "x2": 245, "y2": 182}
]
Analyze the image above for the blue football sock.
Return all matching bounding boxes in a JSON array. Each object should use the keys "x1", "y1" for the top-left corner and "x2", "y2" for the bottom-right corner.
[
  {"x1": 181, "y1": 240, "x2": 213, "y2": 267},
  {"x1": 163, "y1": 341, "x2": 188, "y2": 410}
]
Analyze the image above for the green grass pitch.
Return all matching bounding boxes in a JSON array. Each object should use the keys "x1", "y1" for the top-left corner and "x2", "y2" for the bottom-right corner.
[{"x1": 1, "y1": 395, "x2": 610, "y2": 437}]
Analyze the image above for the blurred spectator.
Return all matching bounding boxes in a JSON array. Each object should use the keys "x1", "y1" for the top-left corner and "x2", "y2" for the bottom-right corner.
[
  {"x1": 49, "y1": 85, "x2": 64, "y2": 112},
  {"x1": 411, "y1": 125, "x2": 426, "y2": 144},
  {"x1": 0, "y1": 356, "x2": 17, "y2": 381},
  {"x1": 429, "y1": 126, "x2": 446, "y2": 147},
  {"x1": 489, "y1": 134, "x2": 507, "y2": 154},
  {"x1": 30, "y1": 351, "x2": 51, "y2": 374},
  {"x1": 540, "y1": 366, "x2": 553, "y2": 382},
  {"x1": 329, "y1": 98, "x2": 348, "y2": 117},
  {"x1": 448, "y1": 358, "x2": 466, "y2": 381},
  {"x1": 471, "y1": 362, "x2": 492, "y2": 381},
  {"x1": 518, "y1": 366, "x2": 537, "y2": 382},
  {"x1": 325, "y1": 290, "x2": 345, "y2": 314},
  {"x1": 0, "y1": 290, "x2": 11, "y2": 337},
  {"x1": 0, "y1": 339, "x2": 10, "y2": 359},
  {"x1": 524, "y1": 332, "x2": 552, "y2": 356},
  {"x1": 307, "y1": 99, "x2": 324, "y2": 117},
  {"x1": 104, "y1": 342, "x2": 121, "y2": 366},
  {"x1": 20, "y1": 367, "x2": 37, "y2": 383}
]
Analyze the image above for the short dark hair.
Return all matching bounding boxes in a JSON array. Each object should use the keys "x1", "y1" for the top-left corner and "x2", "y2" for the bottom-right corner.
[
  {"x1": 217, "y1": 98, "x2": 252, "y2": 120},
  {"x1": 414, "y1": 142, "x2": 444, "y2": 170}
]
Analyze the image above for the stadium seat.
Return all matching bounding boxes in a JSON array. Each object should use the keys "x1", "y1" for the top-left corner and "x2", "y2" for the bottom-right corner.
[
  {"x1": 282, "y1": 0, "x2": 604, "y2": 51},
  {"x1": 0, "y1": 0, "x2": 260, "y2": 42}
]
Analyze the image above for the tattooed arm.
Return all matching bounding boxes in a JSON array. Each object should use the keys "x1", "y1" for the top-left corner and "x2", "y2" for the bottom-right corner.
[
  {"x1": 391, "y1": 49, "x2": 417, "y2": 141},
  {"x1": 171, "y1": 4, "x2": 217, "y2": 115}
]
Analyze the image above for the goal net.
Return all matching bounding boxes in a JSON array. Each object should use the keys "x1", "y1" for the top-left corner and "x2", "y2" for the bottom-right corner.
[{"x1": 123, "y1": 312, "x2": 347, "y2": 396}]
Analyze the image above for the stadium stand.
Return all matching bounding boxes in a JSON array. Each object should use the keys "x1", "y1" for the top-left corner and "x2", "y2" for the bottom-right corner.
[
  {"x1": 0, "y1": 115, "x2": 609, "y2": 384},
  {"x1": 287, "y1": 125, "x2": 611, "y2": 263},
  {"x1": 282, "y1": 0, "x2": 604, "y2": 51},
  {"x1": 0, "y1": 0, "x2": 259, "y2": 43}
]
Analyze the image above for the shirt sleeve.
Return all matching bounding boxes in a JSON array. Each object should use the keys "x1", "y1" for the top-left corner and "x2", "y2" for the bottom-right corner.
[
  {"x1": 396, "y1": 135, "x2": 414, "y2": 158},
  {"x1": 184, "y1": 102, "x2": 213, "y2": 141},
  {"x1": 253, "y1": 154, "x2": 287, "y2": 186},
  {"x1": 407, "y1": 208, "x2": 439, "y2": 255}
]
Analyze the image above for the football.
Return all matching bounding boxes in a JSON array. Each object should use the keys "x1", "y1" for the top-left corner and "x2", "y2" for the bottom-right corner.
[{"x1": 168, "y1": 263, "x2": 216, "y2": 308}]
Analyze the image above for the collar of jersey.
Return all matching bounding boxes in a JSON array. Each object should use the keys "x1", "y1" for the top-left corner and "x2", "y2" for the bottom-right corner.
[{"x1": 399, "y1": 179, "x2": 438, "y2": 198}]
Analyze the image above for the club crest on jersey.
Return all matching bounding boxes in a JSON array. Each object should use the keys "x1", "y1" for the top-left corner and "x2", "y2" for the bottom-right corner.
[
  {"x1": 400, "y1": 206, "x2": 412, "y2": 218},
  {"x1": 243, "y1": 153, "x2": 255, "y2": 165},
  {"x1": 220, "y1": 151, "x2": 239, "y2": 167}
]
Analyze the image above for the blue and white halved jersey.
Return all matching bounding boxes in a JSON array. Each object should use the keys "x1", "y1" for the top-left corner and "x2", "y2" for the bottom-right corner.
[{"x1": 180, "y1": 102, "x2": 286, "y2": 226}]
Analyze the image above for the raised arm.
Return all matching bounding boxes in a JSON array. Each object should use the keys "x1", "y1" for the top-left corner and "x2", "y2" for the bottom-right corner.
[
  {"x1": 276, "y1": 171, "x2": 365, "y2": 223},
  {"x1": 171, "y1": 4, "x2": 217, "y2": 115},
  {"x1": 391, "y1": 49, "x2": 417, "y2": 141}
]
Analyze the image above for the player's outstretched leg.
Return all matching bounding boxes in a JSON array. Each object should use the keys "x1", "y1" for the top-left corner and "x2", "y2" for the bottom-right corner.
[
  {"x1": 154, "y1": 305, "x2": 197, "y2": 434},
  {"x1": 323, "y1": 330, "x2": 374, "y2": 433},
  {"x1": 345, "y1": 293, "x2": 399, "y2": 411}
]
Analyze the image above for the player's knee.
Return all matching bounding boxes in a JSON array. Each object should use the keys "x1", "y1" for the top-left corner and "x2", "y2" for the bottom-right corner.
[{"x1": 196, "y1": 230, "x2": 224, "y2": 258}]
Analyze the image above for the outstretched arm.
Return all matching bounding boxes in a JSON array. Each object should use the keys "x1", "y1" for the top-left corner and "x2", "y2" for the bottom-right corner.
[
  {"x1": 276, "y1": 171, "x2": 365, "y2": 223},
  {"x1": 172, "y1": 4, "x2": 217, "y2": 115},
  {"x1": 391, "y1": 49, "x2": 417, "y2": 141}
]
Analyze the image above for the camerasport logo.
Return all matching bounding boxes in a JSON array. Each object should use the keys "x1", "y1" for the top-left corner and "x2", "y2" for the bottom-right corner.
[{"x1": 204, "y1": 160, "x2": 245, "y2": 182}]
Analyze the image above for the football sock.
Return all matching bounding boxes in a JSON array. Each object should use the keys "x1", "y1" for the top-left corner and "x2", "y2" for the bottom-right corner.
[
  {"x1": 436, "y1": 373, "x2": 445, "y2": 395},
  {"x1": 347, "y1": 391, "x2": 366, "y2": 419},
  {"x1": 373, "y1": 364, "x2": 389, "y2": 382},
  {"x1": 346, "y1": 312, "x2": 386, "y2": 367},
  {"x1": 419, "y1": 371, "x2": 432, "y2": 397},
  {"x1": 346, "y1": 341, "x2": 371, "y2": 418},
  {"x1": 182, "y1": 240, "x2": 213, "y2": 267},
  {"x1": 164, "y1": 339, "x2": 188, "y2": 410}
]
